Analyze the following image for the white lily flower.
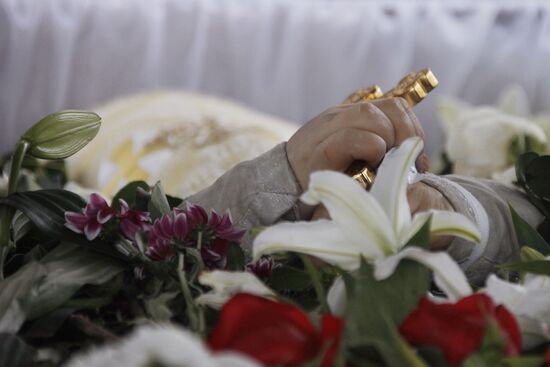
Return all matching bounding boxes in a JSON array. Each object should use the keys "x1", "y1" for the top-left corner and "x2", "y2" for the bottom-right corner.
[
  {"x1": 195, "y1": 270, "x2": 275, "y2": 309},
  {"x1": 65, "y1": 324, "x2": 260, "y2": 367},
  {"x1": 437, "y1": 87, "x2": 548, "y2": 181},
  {"x1": 484, "y1": 273, "x2": 550, "y2": 349},
  {"x1": 254, "y1": 137, "x2": 480, "y2": 301}
]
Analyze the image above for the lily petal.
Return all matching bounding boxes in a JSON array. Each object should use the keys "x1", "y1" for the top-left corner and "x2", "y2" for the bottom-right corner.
[
  {"x1": 195, "y1": 270, "x2": 274, "y2": 309},
  {"x1": 253, "y1": 220, "x2": 369, "y2": 270},
  {"x1": 301, "y1": 171, "x2": 395, "y2": 256},
  {"x1": 485, "y1": 274, "x2": 550, "y2": 349},
  {"x1": 484, "y1": 274, "x2": 526, "y2": 309},
  {"x1": 327, "y1": 276, "x2": 347, "y2": 316},
  {"x1": 370, "y1": 137, "x2": 423, "y2": 243},
  {"x1": 400, "y1": 210, "x2": 481, "y2": 246},
  {"x1": 524, "y1": 272, "x2": 550, "y2": 291},
  {"x1": 374, "y1": 247, "x2": 472, "y2": 301}
]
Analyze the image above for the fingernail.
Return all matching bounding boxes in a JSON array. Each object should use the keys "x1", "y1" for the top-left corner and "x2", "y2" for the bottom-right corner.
[{"x1": 416, "y1": 153, "x2": 430, "y2": 173}]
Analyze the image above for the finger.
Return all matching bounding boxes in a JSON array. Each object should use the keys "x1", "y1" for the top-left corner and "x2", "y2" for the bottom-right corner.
[
  {"x1": 407, "y1": 182, "x2": 454, "y2": 215},
  {"x1": 369, "y1": 98, "x2": 425, "y2": 144},
  {"x1": 406, "y1": 183, "x2": 452, "y2": 250},
  {"x1": 311, "y1": 205, "x2": 330, "y2": 221},
  {"x1": 407, "y1": 183, "x2": 424, "y2": 215},
  {"x1": 371, "y1": 98, "x2": 430, "y2": 171},
  {"x1": 313, "y1": 128, "x2": 387, "y2": 173},
  {"x1": 310, "y1": 102, "x2": 396, "y2": 147}
]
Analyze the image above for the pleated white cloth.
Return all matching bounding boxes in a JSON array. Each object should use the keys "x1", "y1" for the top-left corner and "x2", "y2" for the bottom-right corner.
[{"x1": 1, "y1": 0, "x2": 550, "y2": 157}]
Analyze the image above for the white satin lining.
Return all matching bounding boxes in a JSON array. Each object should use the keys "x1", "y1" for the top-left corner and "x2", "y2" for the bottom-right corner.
[{"x1": 2, "y1": 0, "x2": 550, "y2": 158}]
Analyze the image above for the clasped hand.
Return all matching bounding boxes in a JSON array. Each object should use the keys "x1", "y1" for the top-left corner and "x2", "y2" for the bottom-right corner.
[{"x1": 286, "y1": 98, "x2": 453, "y2": 250}]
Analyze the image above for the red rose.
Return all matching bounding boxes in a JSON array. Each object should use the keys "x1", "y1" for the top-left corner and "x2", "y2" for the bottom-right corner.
[
  {"x1": 400, "y1": 293, "x2": 521, "y2": 367},
  {"x1": 208, "y1": 293, "x2": 343, "y2": 367}
]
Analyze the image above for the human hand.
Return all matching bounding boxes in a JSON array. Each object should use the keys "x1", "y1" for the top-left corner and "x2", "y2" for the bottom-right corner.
[
  {"x1": 286, "y1": 98, "x2": 428, "y2": 190},
  {"x1": 408, "y1": 181, "x2": 455, "y2": 250},
  {"x1": 310, "y1": 181, "x2": 455, "y2": 250}
]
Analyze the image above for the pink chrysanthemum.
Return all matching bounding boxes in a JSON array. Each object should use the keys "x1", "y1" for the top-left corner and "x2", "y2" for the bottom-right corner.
[
  {"x1": 246, "y1": 256, "x2": 275, "y2": 280},
  {"x1": 146, "y1": 210, "x2": 189, "y2": 261},
  {"x1": 146, "y1": 204, "x2": 245, "y2": 267}
]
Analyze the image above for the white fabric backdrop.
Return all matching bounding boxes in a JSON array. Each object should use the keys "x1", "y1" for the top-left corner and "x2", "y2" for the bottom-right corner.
[{"x1": 1, "y1": 0, "x2": 550, "y2": 157}]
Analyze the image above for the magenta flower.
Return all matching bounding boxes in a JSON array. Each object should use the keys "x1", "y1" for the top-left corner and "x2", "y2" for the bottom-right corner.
[
  {"x1": 246, "y1": 256, "x2": 275, "y2": 280},
  {"x1": 65, "y1": 193, "x2": 116, "y2": 241},
  {"x1": 118, "y1": 199, "x2": 151, "y2": 240},
  {"x1": 179, "y1": 204, "x2": 208, "y2": 228},
  {"x1": 207, "y1": 209, "x2": 246, "y2": 242},
  {"x1": 147, "y1": 210, "x2": 189, "y2": 261},
  {"x1": 146, "y1": 204, "x2": 246, "y2": 268},
  {"x1": 196, "y1": 208, "x2": 246, "y2": 269}
]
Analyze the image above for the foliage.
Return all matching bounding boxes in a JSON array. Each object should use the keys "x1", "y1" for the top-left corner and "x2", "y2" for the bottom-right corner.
[{"x1": 515, "y1": 152, "x2": 550, "y2": 243}]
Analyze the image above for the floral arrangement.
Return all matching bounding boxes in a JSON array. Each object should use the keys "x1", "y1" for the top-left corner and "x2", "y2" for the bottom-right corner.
[
  {"x1": 437, "y1": 85, "x2": 550, "y2": 244},
  {"x1": 0, "y1": 104, "x2": 549, "y2": 367}
]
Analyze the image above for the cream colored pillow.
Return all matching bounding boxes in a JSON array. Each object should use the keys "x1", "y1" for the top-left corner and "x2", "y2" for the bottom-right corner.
[{"x1": 66, "y1": 91, "x2": 298, "y2": 198}]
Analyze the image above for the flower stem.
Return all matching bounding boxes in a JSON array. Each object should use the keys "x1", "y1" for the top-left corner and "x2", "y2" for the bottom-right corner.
[
  {"x1": 299, "y1": 254, "x2": 329, "y2": 313},
  {"x1": 0, "y1": 139, "x2": 30, "y2": 280},
  {"x1": 177, "y1": 253, "x2": 204, "y2": 336},
  {"x1": 7, "y1": 140, "x2": 30, "y2": 195},
  {"x1": 196, "y1": 231, "x2": 203, "y2": 250}
]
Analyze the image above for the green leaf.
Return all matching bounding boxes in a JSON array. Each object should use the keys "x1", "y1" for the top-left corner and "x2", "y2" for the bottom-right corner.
[
  {"x1": 270, "y1": 265, "x2": 312, "y2": 291},
  {"x1": 11, "y1": 210, "x2": 32, "y2": 245},
  {"x1": 520, "y1": 246, "x2": 545, "y2": 262},
  {"x1": 499, "y1": 260, "x2": 550, "y2": 276},
  {"x1": 22, "y1": 307, "x2": 76, "y2": 339},
  {"x1": 148, "y1": 182, "x2": 171, "y2": 220},
  {"x1": 226, "y1": 243, "x2": 245, "y2": 271},
  {"x1": 390, "y1": 325, "x2": 429, "y2": 367},
  {"x1": 406, "y1": 216, "x2": 432, "y2": 249},
  {"x1": 508, "y1": 137, "x2": 545, "y2": 167},
  {"x1": 416, "y1": 347, "x2": 449, "y2": 367},
  {"x1": 0, "y1": 333, "x2": 36, "y2": 367},
  {"x1": 538, "y1": 218, "x2": 550, "y2": 246},
  {"x1": 25, "y1": 242, "x2": 125, "y2": 320},
  {"x1": 22, "y1": 110, "x2": 101, "y2": 160},
  {"x1": 345, "y1": 258, "x2": 430, "y2": 366},
  {"x1": 166, "y1": 195, "x2": 184, "y2": 209},
  {"x1": 0, "y1": 243, "x2": 124, "y2": 333},
  {"x1": 1, "y1": 190, "x2": 125, "y2": 260},
  {"x1": 463, "y1": 320, "x2": 507, "y2": 367},
  {"x1": 524, "y1": 156, "x2": 550, "y2": 198},
  {"x1": 144, "y1": 291, "x2": 179, "y2": 322},
  {"x1": 0, "y1": 261, "x2": 47, "y2": 333},
  {"x1": 135, "y1": 187, "x2": 152, "y2": 212},
  {"x1": 515, "y1": 152, "x2": 539, "y2": 187},
  {"x1": 502, "y1": 356, "x2": 546, "y2": 367},
  {"x1": 64, "y1": 296, "x2": 113, "y2": 309},
  {"x1": 346, "y1": 311, "x2": 428, "y2": 367},
  {"x1": 509, "y1": 205, "x2": 550, "y2": 256},
  {"x1": 515, "y1": 153, "x2": 550, "y2": 220},
  {"x1": 111, "y1": 181, "x2": 150, "y2": 210}
]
